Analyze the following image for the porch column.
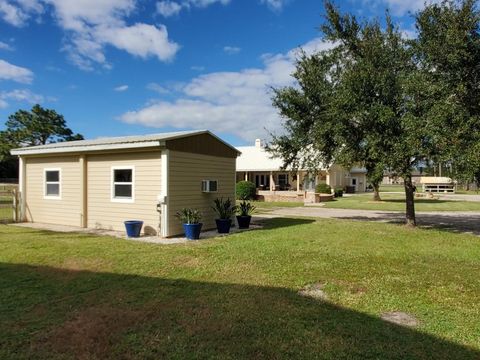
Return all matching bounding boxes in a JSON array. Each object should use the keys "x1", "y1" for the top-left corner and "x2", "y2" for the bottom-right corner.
[
  {"x1": 270, "y1": 171, "x2": 276, "y2": 191},
  {"x1": 244, "y1": 172, "x2": 248, "y2": 181},
  {"x1": 297, "y1": 171, "x2": 301, "y2": 192}
]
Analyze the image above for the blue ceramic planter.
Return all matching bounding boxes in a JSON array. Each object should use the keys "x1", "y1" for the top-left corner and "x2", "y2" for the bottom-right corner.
[
  {"x1": 124, "y1": 220, "x2": 143, "y2": 238},
  {"x1": 183, "y1": 223, "x2": 203, "y2": 240}
]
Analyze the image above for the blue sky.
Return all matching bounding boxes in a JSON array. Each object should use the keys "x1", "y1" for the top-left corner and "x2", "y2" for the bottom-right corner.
[{"x1": 0, "y1": 0, "x2": 423, "y2": 146}]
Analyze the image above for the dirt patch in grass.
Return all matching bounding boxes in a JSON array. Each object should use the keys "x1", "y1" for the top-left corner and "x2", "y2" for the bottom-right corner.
[
  {"x1": 171, "y1": 255, "x2": 203, "y2": 268},
  {"x1": 298, "y1": 282, "x2": 328, "y2": 301},
  {"x1": 35, "y1": 306, "x2": 144, "y2": 359},
  {"x1": 381, "y1": 311, "x2": 419, "y2": 327},
  {"x1": 62, "y1": 257, "x2": 112, "y2": 272}
]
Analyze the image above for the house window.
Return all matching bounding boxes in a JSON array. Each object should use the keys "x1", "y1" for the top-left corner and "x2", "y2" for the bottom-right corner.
[
  {"x1": 112, "y1": 167, "x2": 134, "y2": 202},
  {"x1": 255, "y1": 174, "x2": 271, "y2": 189},
  {"x1": 278, "y1": 174, "x2": 288, "y2": 187},
  {"x1": 44, "y1": 169, "x2": 61, "y2": 199}
]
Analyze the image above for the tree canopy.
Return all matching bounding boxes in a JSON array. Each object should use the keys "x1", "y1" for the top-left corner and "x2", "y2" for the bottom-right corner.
[
  {"x1": 0, "y1": 104, "x2": 83, "y2": 179},
  {"x1": 270, "y1": 0, "x2": 480, "y2": 226}
]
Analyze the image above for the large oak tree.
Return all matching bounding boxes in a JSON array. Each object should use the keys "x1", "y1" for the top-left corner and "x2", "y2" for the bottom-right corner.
[
  {"x1": 0, "y1": 104, "x2": 83, "y2": 179},
  {"x1": 270, "y1": 1, "x2": 480, "y2": 226}
]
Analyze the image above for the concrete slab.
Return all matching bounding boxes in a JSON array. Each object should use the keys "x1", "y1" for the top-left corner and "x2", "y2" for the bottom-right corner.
[{"x1": 12, "y1": 220, "x2": 265, "y2": 245}]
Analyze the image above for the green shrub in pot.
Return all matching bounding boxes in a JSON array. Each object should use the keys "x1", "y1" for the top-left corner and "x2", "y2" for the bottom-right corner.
[
  {"x1": 236, "y1": 201, "x2": 256, "y2": 229},
  {"x1": 175, "y1": 208, "x2": 202, "y2": 240},
  {"x1": 212, "y1": 198, "x2": 237, "y2": 234}
]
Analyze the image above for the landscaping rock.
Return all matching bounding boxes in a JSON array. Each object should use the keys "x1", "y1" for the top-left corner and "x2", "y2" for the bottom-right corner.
[
  {"x1": 298, "y1": 283, "x2": 328, "y2": 301},
  {"x1": 381, "y1": 311, "x2": 419, "y2": 327}
]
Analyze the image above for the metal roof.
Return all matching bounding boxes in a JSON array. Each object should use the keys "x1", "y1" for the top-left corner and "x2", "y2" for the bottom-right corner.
[
  {"x1": 236, "y1": 145, "x2": 330, "y2": 172},
  {"x1": 11, "y1": 130, "x2": 240, "y2": 156}
]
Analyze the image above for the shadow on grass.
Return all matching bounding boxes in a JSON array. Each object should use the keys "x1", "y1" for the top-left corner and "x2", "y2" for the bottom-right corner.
[
  {"x1": 252, "y1": 216, "x2": 316, "y2": 230},
  {"x1": 332, "y1": 197, "x2": 454, "y2": 205},
  {"x1": 335, "y1": 212, "x2": 480, "y2": 236},
  {"x1": 0, "y1": 263, "x2": 478, "y2": 359}
]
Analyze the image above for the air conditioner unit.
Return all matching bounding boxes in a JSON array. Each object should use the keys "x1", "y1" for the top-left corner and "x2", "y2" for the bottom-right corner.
[{"x1": 202, "y1": 180, "x2": 218, "y2": 192}]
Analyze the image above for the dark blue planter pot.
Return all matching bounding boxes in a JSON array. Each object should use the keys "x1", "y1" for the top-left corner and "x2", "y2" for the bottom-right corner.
[
  {"x1": 216, "y1": 219, "x2": 232, "y2": 234},
  {"x1": 236, "y1": 215, "x2": 252, "y2": 229},
  {"x1": 183, "y1": 223, "x2": 203, "y2": 240},
  {"x1": 124, "y1": 220, "x2": 143, "y2": 238}
]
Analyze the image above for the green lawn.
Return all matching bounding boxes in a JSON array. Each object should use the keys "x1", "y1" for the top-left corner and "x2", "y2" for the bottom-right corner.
[
  {"x1": 1, "y1": 220, "x2": 480, "y2": 359},
  {"x1": 324, "y1": 193, "x2": 480, "y2": 212},
  {"x1": 250, "y1": 200, "x2": 304, "y2": 212},
  {"x1": 379, "y1": 184, "x2": 405, "y2": 192},
  {"x1": 0, "y1": 193, "x2": 13, "y2": 222}
]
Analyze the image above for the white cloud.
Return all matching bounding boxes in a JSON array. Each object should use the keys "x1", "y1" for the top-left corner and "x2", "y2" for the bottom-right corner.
[
  {"x1": 260, "y1": 0, "x2": 287, "y2": 11},
  {"x1": 114, "y1": 84, "x2": 129, "y2": 92},
  {"x1": 46, "y1": 0, "x2": 180, "y2": 70},
  {"x1": 96, "y1": 23, "x2": 179, "y2": 62},
  {"x1": 0, "y1": 0, "x2": 28, "y2": 26},
  {"x1": 120, "y1": 38, "x2": 334, "y2": 141},
  {"x1": 0, "y1": 41, "x2": 13, "y2": 50},
  {"x1": 223, "y1": 46, "x2": 241, "y2": 55},
  {"x1": 156, "y1": 0, "x2": 230, "y2": 17},
  {"x1": 0, "y1": 0, "x2": 42, "y2": 26},
  {"x1": 147, "y1": 82, "x2": 170, "y2": 94},
  {"x1": 156, "y1": 1, "x2": 182, "y2": 17},
  {"x1": 0, "y1": 59, "x2": 33, "y2": 83},
  {"x1": 0, "y1": 88, "x2": 44, "y2": 108},
  {"x1": 0, "y1": 0, "x2": 180, "y2": 70}
]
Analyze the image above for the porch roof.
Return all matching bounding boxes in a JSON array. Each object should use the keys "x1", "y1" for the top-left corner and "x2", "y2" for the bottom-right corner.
[{"x1": 236, "y1": 145, "x2": 327, "y2": 172}]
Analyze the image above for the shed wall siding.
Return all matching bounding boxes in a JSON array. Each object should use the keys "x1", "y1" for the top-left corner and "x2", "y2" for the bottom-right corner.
[
  {"x1": 168, "y1": 150, "x2": 236, "y2": 236},
  {"x1": 87, "y1": 151, "x2": 162, "y2": 233},
  {"x1": 25, "y1": 156, "x2": 82, "y2": 226}
]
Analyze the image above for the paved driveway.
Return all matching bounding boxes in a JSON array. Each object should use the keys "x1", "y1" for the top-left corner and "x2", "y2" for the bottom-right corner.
[{"x1": 264, "y1": 207, "x2": 480, "y2": 236}]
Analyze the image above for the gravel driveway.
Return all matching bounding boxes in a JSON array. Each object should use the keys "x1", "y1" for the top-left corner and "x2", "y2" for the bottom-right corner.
[{"x1": 264, "y1": 207, "x2": 480, "y2": 236}]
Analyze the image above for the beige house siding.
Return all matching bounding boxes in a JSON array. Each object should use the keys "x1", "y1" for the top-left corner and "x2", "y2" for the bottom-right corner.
[
  {"x1": 168, "y1": 150, "x2": 236, "y2": 236},
  {"x1": 25, "y1": 156, "x2": 82, "y2": 226},
  {"x1": 87, "y1": 151, "x2": 162, "y2": 234}
]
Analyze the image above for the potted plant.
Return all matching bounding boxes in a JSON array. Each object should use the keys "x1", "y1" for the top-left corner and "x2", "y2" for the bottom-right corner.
[
  {"x1": 175, "y1": 208, "x2": 202, "y2": 240},
  {"x1": 212, "y1": 198, "x2": 237, "y2": 234},
  {"x1": 236, "y1": 201, "x2": 256, "y2": 229}
]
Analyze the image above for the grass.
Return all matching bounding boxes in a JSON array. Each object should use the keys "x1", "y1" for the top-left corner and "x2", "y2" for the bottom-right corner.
[
  {"x1": 324, "y1": 193, "x2": 480, "y2": 212},
  {"x1": 1, "y1": 219, "x2": 480, "y2": 359},
  {"x1": 379, "y1": 184, "x2": 405, "y2": 192},
  {"x1": 249, "y1": 200, "x2": 304, "y2": 212},
  {"x1": 0, "y1": 191, "x2": 13, "y2": 222}
]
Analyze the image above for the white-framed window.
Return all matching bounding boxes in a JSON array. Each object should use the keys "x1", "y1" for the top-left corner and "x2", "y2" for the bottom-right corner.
[
  {"x1": 202, "y1": 180, "x2": 218, "y2": 192},
  {"x1": 111, "y1": 166, "x2": 135, "y2": 203},
  {"x1": 44, "y1": 168, "x2": 61, "y2": 199}
]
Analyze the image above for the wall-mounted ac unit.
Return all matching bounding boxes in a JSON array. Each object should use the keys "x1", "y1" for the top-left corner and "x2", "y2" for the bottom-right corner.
[{"x1": 202, "y1": 180, "x2": 218, "y2": 192}]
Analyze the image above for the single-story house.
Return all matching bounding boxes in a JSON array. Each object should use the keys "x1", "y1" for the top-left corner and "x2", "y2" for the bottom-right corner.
[
  {"x1": 11, "y1": 130, "x2": 240, "y2": 237},
  {"x1": 236, "y1": 139, "x2": 367, "y2": 198}
]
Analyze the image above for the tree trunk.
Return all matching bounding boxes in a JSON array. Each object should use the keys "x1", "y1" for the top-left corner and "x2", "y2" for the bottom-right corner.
[
  {"x1": 404, "y1": 175, "x2": 416, "y2": 227},
  {"x1": 373, "y1": 183, "x2": 382, "y2": 201}
]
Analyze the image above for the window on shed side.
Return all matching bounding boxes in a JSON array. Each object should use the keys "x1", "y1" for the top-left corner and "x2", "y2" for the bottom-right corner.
[
  {"x1": 112, "y1": 167, "x2": 134, "y2": 201},
  {"x1": 44, "y1": 169, "x2": 61, "y2": 198}
]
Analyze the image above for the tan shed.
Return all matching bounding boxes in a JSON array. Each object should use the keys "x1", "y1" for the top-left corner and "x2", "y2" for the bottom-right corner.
[{"x1": 11, "y1": 130, "x2": 240, "y2": 237}]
